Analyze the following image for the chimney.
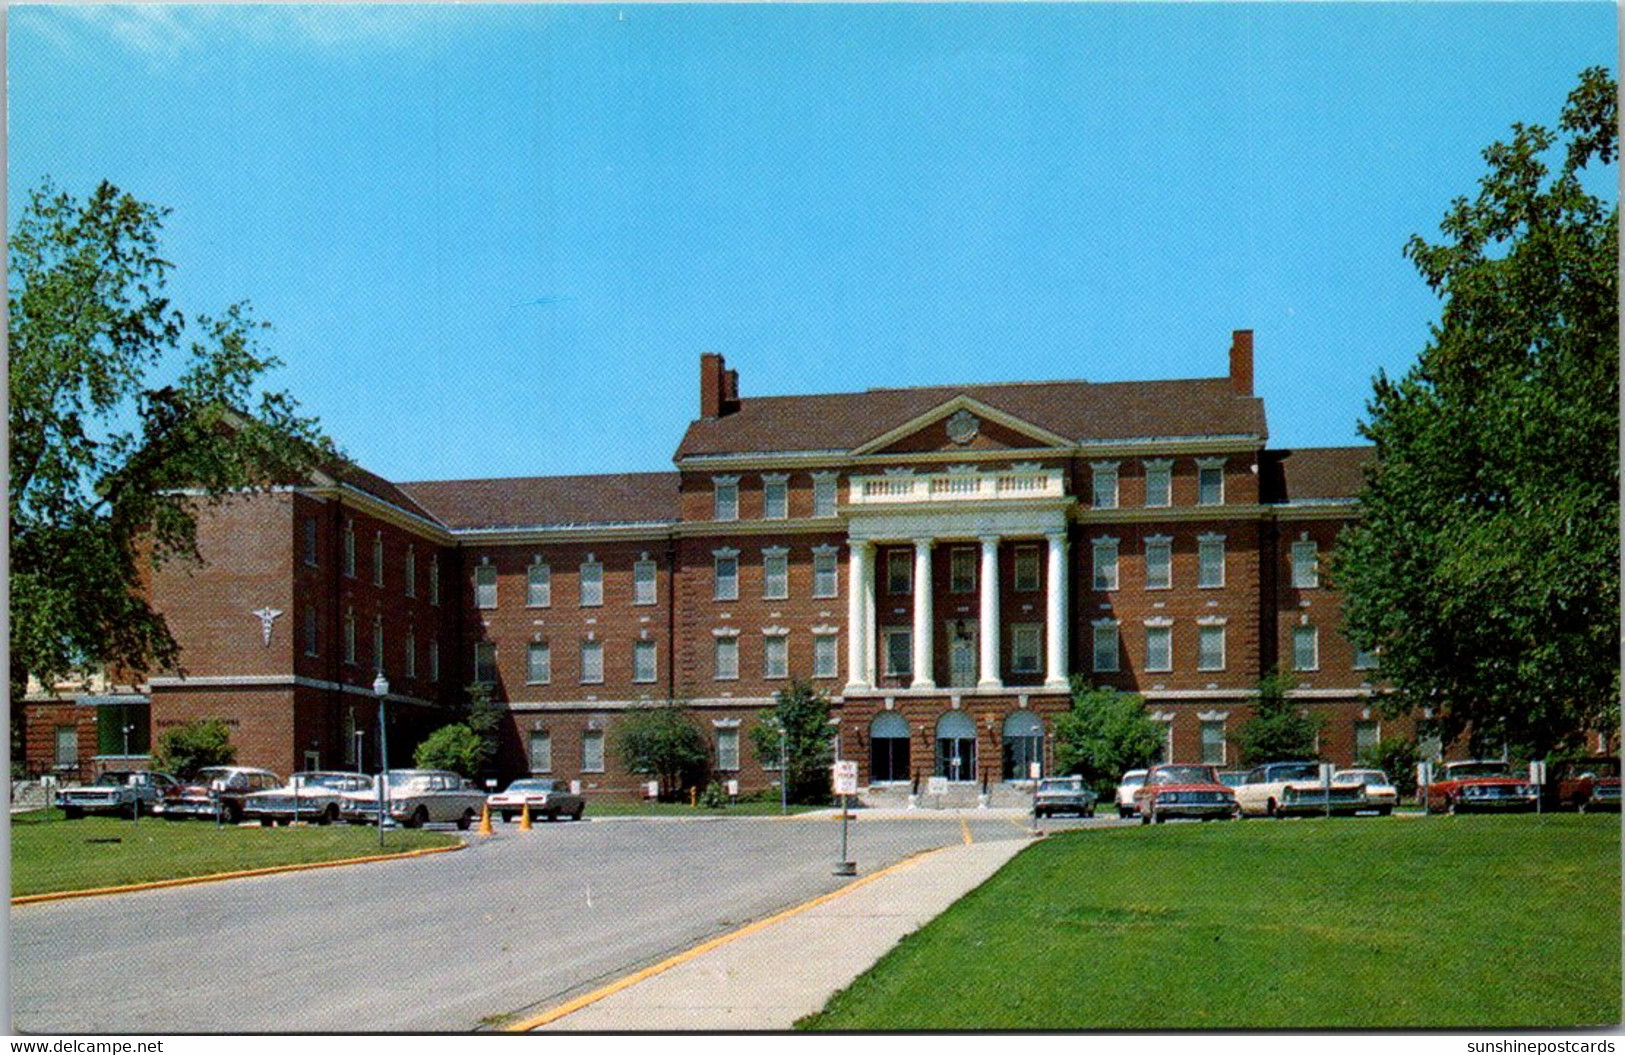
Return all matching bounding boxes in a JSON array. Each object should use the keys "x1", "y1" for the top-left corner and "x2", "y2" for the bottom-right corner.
[
  {"x1": 1229, "y1": 330, "x2": 1254, "y2": 396},
  {"x1": 722, "y1": 369, "x2": 740, "y2": 415},
  {"x1": 700, "y1": 352, "x2": 725, "y2": 419}
]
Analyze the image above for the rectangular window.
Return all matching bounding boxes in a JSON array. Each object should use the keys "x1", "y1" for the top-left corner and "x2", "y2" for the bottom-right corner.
[
  {"x1": 1146, "y1": 625, "x2": 1172, "y2": 672},
  {"x1": 1293, "y1": 626, "x2": 1320, "y2": 671},
  {"x1": 1093, "y1": 539, "x2": 1119, "y2": 591},
  {"x1": 580, "y1": 640, "x2": 604, "y2": 684},
  {"x1": 429, "y1": 556, "x2": 440, "y2": 606},
  {"x1": 763, "y1": 476, "x2": 789, "y2": 520},
  {"x1": 812, "y1": 474, "x2": 838, "y2": 518},
  {"x1": 1353, "y1": 644, "x2": 1379, "y2": 671},
  {"x1": 1010, "y1": 624, "x2": 1041, "y2": 673},
  {"x1": 527, "y1": 642, "x2": 551, "y2": 685},
  {"x1": 372, "y1": 533, "x2": 384, "y2": 587},
  {"x1": 429, "y1": 639, "x2": 440, "y2": 681},
  {"x1": 302, "y1": 517, "x2": 319, "y2": 566},
  {"x1": 714, "y1": 636, "x2": 739, "y2": 680},
  {"x1": 55, "y1": 724, "x2": 78, "y2": 766},
  {"x1": 474, "y1": 641, "x2": 497, "y2": 684},
  {"x1": 813, "y1": 633, "x2": 838, "y2": 678},
  {"x1": 1144, "y1": 461, "x2": 1172, "y2": 508},
  {"x1": 582, "y1": 730, "x2": 605, "y2": 773},
  {"x1": 1198, "y1": 536, "x2": 1225, "y2": 588},
  {"x1": 714, "y1": 553, "x2": 739, "y2": 601},
  {"x1": 887, "y1": 550, "x2": 912, "y2": 595},
  {"x1": 763, "y1": 550, "x2": 789, "y2": 600},
  {"x1": 96, "y1": 703, "x2": 150, "y2": 757},
  {"x1": 1145, "y1": 537, "x2": 1172, "y2": 590},
  {"x1": 716, "y1": 727, "x2": 740, "y2": 771},
  {"x1": 1092, "y1": 463, "x2": 1119, "y2": 509},
  {"x1": 529, "y1": 731, "x2": 552, "y2": 773},
  {"x1": 764, "y1": 635, "x2": 789, "y2": 679},
  {"x1": 404, "y1": 546, "x2": 416, "y2": 597},
  {"x1": 1198, "y1": 463, "x2": 1225, "y2": 506},
  {"x1": 1200, "y1": 720, "x2": 1226, "y2": 765},
  {"x1": 634, "y1": 560, "x2": 657, "y2": 606},
  {"x1": 634, "y1": 640, "x2": 657, "y2": 683},
  {"x1": 1354, "y1": 720, "x2": 1380, "y2": 759},
  {"x1": 344, "y1": 610, "x2": 356, "y2": 665},
  {"x1": 1093, "y1": 623, "x2": 1120, "y2": 673},
  {"x1": 812, "y1": 549, "x2": 838, "y2": 598},
  {"x1": 404, "y1": 631, "x2": 416, "y2": 678},
  {"x1": 303, "y1": 608, "x2": 319, "y2": 657},
  {"x1": 884, "y1": 628, "x2": 912, "y2": 677},
  {"x1": 1291, "y1": 540, "x2": 1320, "y2": 589},
  {"x1": 1198, "y1": 625, "x2": 1226, "y2": 671},
  {"x1": 713, "y1": 477, "x2": 739, "y2": 521},
  {"x1": 474, "y1": 564, "x2": 497, "y2": 609},
  {"x1": 1014, "y1": 546, "x2": 1040, "y2": 592},
  {"x1": 372, "y1": 617, "x2": 384, "y2": 672},
  {"x1": 528, "y1": 562, "x2": 552, "y2": 607},
  {"x1": 950, "y1": 547, "x2": 976, "y2": 593},
  {"x1": 579, "y1": 560, "x2": 603, "y2": 607},
  {"x1": 342, "y1": 521, "x2": 356, "y2": 577}
]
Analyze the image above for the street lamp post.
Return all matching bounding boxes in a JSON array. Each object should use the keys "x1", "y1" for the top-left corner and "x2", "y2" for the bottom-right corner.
[{"x1": 373, "y1": 672, "x2": 390, "y2": 848}]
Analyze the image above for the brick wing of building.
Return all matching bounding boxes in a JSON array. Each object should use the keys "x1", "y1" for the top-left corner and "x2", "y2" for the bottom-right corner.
[{"x1": 25, "y1": 331, "x2": 1410, "y2": 795}]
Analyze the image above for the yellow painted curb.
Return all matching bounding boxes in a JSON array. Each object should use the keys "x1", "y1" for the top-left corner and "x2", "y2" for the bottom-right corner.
[
  {"x1": 504, "y1": 846, "x2": 948, "y2": 1033},
  {"x1": 959, "y1": 817, "x2": 974, "y2": 845},
  {"x1": 13, "y1": 842, "x2": 465, "y2": 905}
]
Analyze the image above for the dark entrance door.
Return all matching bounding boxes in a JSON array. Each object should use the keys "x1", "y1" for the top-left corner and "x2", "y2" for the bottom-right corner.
[{"x1": 869, "y1": 712, "x2": 911, "y2": 783}]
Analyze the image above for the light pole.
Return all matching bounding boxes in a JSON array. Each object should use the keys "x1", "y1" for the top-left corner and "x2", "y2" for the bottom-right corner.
[
  {"x1": 373, "y1": 671, "x2": 390, "y2": 847},
  {"x1": 354, "y1": 729, "x2": 364, "y2": 774}
]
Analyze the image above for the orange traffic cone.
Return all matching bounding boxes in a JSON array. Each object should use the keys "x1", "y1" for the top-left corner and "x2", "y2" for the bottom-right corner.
[
  {"x1": 519, "y1": 803, "x2": 533, "y2": 830},
  {"x1": 477, "y1": 803, "x2": 494, "y2": 836}
]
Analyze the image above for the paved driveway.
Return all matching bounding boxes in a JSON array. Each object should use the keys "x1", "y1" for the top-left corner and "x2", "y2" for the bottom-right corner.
[{"x1": 11, "y1": 812, "x2": 1118, "y2": 1033}]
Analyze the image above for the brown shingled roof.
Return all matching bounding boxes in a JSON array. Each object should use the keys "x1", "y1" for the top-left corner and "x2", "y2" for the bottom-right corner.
[
  {"x1": 328, "y1": 462, "x2": 443, "y2": 523},
  {"x1": 396, "y1": 472, "x2": 680, "y2": 530},
  {"x1": 1261, "y1": 446, "x2": 1375, "y2": 503},
  {"x1": 674, "y1": 377, "x2": 1267, "y2": 458}
]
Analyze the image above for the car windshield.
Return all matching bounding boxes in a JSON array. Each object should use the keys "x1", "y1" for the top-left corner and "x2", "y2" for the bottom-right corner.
[
  {"x1": 1333, "y1": 771, "x2": 1386, "y2": 786},
  {"x1": 1575, "y1": 759, "x2": 1621, "y2": 778},
  {"x1": 1448, "y1": 762, "x2": 1510, "y2": 779},
  {"x1": 1152, "y1": 766, "x2": 1214, "y2": 785},
  {"x1": 297, "y1": 773, "x2": 367, "y2": 792},
  {"x1": 198, "y1": 769, "x2": 243, "y2": 788},
  {"x1": 505, "y1": 779, "x2": 557, "y2": 793},
  {"x1": 93, "y1": 773, "x2": 126, "y2": 787},
  {"x1": 1038, "y1": 779, "x2": 1081, "y2": 792},
  {"x1": 1120, "y1": 773, "x2": 1146, "y2": 788},
  {"x1": 1218, "y1": 772, "x2": 1246, "y2": 787},
  {"x1": 1272, "y1": 763, "x2": 1321, "y2": 781}
]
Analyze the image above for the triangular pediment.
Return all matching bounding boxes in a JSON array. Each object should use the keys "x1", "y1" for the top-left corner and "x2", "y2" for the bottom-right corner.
[{"x1": 851, "y1": 395, "x2": 1073, "y2": 456}]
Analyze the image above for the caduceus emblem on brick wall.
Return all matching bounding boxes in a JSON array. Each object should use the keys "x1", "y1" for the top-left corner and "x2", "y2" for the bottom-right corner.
[{"x1": 252, "y1": 607, "x2": 283, "y2": 647}]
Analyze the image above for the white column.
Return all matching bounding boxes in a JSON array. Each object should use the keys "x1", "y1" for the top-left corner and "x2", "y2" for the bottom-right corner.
[
  {"x1": 911, "y1": 537, "x2": 935, "y2": 690},
  {"x1": 1045, "y1": 531, "x2": 1070, "y2": 690},
  {"x1": 863, "y1": 545, "x2": 877, "y2": 689},
  {"x1": 845, "y1": 541, "x2": 871, "y2": 692},
  {"x1": 978, "y1": 535, "x2": 1002, "y2": 690}
]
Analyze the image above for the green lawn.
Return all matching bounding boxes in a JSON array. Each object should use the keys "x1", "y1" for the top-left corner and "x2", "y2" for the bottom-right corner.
[
  {"x1": 11, "y1": 810, "x2": 458, "y2": 897},
  {"x1": 801, "y1": 815, "x2": 1620, "y2": 1030},
  {"x1": 584, "y1": 799, "x2": 825, "y2": 817}
]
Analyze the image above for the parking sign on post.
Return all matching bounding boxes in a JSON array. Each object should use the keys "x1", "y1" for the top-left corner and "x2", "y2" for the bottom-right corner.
[
  {"x1": 832, "y1": 761, "x2": 858, "y2": 796},
  {"x1": 832, "y1": 761, "x2": 858, "y2": 876}
]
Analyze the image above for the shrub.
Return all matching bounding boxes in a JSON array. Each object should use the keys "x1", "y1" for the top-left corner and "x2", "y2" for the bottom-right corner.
[
  {"x1": 1358, "y1": 737, "x2": 1420, "y2": 798},
  {"x1": 1233, "y1": 670, "x2": 1323, "y2": 765},
  {"x1": 153, "y1": 719, "x2": 236, "y2": 779},
  {"x1": 614, "y1": 701, "x2": 710, "y2": 800},
  {"x1": 413, "y1": 724, "x2": 483, "y2": 778},
  {"x1": 1051, "y1": 682, "x2": 1164, "y2": 799},
  {"x1": 750, "y1": 680, "x2": 835, "y2": 805}
]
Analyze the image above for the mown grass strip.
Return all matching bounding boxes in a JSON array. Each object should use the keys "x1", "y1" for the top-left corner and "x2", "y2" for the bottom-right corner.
[
  {"x1": 800, "y1": 815, "x2": 1620, "y2": 1030},
  {"x1": 11, "y1": 810, "x2": 459, "y2": 898}
]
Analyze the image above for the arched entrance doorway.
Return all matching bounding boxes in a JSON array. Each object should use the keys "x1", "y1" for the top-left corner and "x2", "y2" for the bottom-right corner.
[
  {"x1": 870, "y1": 712, "x2": 910, "y2": 784},
  {"x1": 935, "y1": 711, "x2": 977, "y2": 782},
  {"x1": 1002, "y1": 710, "x2": 1044, "y2": 781}
]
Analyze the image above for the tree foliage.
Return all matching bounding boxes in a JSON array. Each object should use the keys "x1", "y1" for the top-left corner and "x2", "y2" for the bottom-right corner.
[
  {"x1": 461, "y1": 682, "x2": 502, "y2": 778},
  {"x1": 614, "y1": 701, "x2": 711, "y2": 799},
  {"x1": 8, "y1": 180, "x2": 337, "y2": 704},
  {"x1": 1233, "y1": 671, "x2": 1322, "y2": 766},
  {"x1": 1335, "y1": 69, "x2": 1619, "y2": 757},
  {"x1": 1051, "y1": 682, "x2": 1164, "y2": 798},
  {"x1": 413, "y1": 723, "x2": 484, "y2": 778},
  {"x1": 1357, "y1": 736, "x2": 1421, "y2": 799},
  {"x1": 750, "y1": 680, "x2": 835, "y2": 804},
  {"x1": 153, "y1": 718, "x2": 236, "y2": 779}
]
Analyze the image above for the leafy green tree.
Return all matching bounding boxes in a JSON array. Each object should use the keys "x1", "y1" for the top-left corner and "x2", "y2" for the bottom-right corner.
[
  {"x1": 1335, "y1": 69, "x2": 1619, "y2": 757},
  {"x1": 9, "y1": 181, "x2": 336, "y2": 715},
  {"x1": 1357, "y1": 737, "x2": 1420, "y2": 799},
  {"x1": 153, "y1": 718, "x2": 236, "y2": 779},
  {"x1": 413, "y1": 724, "x2": 484, "y2": 778},
  {"x1": 1050, "y1": 682, "x2": 1164, "y2": 798},
  {"x1": 614, "y1": 701, "x2": 710, "y2": 800},
  {"x1": 750, "y1": 680, "x2": 835, "y2": 805},
  {"x1": 462, "y1": 681, "x2": 503, "y2": 778},
  {"x1": 1233, "y1": 671, "x2": 1322, "y2": 765}
]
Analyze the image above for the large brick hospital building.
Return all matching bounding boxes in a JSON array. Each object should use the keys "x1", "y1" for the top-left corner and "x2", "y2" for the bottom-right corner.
[{"x1": 25, "y1": 331, "x2": 1420, "y2": 795}]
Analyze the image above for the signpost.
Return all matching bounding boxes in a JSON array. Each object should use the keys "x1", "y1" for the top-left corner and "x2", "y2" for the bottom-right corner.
[
  {"x1": 1319, "y1": 762, "x2": 1335, "y2": 821},
  {"x1": 1417, "y1": 761, "x2": 1434, "y2": 815},
  {"x1": 832, "y1": 760, "x2": 858, "y2": 876},
  {"x1": 1530, "y1": 760, "x2": 1547, "y2": 819},
  {"x1": 1029, "y1": 761, "x2": 1043, "y2": 834}
]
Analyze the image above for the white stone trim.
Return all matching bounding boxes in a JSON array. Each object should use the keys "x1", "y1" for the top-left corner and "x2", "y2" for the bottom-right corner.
[
  {"x1": 1197, "y1": 710, "x2": 1230, "y2": 722},
  {"x1": 1143, "y1": 616, "x2": 1174, "y2": 628},
  {"x1": 712, "y1": 627, "x2": 741, "y2": 638},
  {"x1": 1196, "y1": 615, "x2": 1229, "y2": 626}
]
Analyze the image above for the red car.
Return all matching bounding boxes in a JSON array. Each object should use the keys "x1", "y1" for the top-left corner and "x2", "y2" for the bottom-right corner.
[
  {"x1": 1424, "y1": 760, "x2": 1539, "y2": 814},
  {"x1": 1545, "y1": 757, "x2": 1621, "y2": 812},
  {"x1": 1133, "y1": 764, "x2": 1239, "y2": 824}
]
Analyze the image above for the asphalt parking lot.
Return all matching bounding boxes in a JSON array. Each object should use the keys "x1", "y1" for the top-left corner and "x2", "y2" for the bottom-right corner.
[{"x1": 11, "y1": 810, "x2": 1119, "y2": 1033}]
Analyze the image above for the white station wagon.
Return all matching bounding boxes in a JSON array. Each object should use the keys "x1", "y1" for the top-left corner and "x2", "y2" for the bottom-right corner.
[{"x1": 341, "y1": 769, "x2": 487, "y2": 830}]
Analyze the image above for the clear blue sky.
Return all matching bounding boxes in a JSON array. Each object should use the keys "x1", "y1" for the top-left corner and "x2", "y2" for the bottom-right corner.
[{"x1": 10, "y1": 3, "x2": 1616, "y2": 482}]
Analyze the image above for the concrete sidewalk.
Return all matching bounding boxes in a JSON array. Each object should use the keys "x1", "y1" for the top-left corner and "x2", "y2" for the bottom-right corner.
[{"x1": 525, "y1": 836, "x2": 1031, "y2": 1031}]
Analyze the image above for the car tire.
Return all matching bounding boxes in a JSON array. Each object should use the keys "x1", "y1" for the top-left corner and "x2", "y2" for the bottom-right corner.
[
  {"x1": 457, "y1": 809, "x2": 474, "y2": 831},
  {"x1": 1084, "y1": 807, "x2": 1095, "y2": 818},
  {"x1": 1379, "y1": 806, "x2": 1393, "y2": 817},
  {"x1": 501, "y1": 811, "x2": 514, "y2": 823},
  {"x1": 545, "y1": 809, "x2": 558, "y2": 822},
  {"x1": 406, "y1": 806, "x2": 428, "y2": 829},
  {"x1": 260, "y1": 818, "x2": 274, "y2": 828},
  {"x1": 1139, "y1": 810, "x2": 1150, "y2": 826},
  {"x1": 1119, "y1": 807, "x2": 1132, "y2": 819},
  {"x1": 62, "y1": 807, "x2": 83, "y2": 820},
  {"x1": 321, "y1": 805, "x2": 338, "y2": 825},
  {"x1": 1266, "y1": 799, "x2": 1279, "y2": 819},
  {"x1": 1153, "y1": 810, "x2": 1166, "y2": 824}
]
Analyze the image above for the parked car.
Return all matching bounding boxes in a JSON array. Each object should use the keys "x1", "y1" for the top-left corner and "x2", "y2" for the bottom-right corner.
[
  {"x1": 1332, "y1": 768, "x2": 1397, "y2": 815},
  {"x1": 154, "y1": 767, "x2": 283, "y2": 823},
  {"x1": 56, "y1": 771, "x2": 179, "y2": 819},
  {"x1": 1235, "y1": 761, "x2": 1365, "y2": 818},
  {"x1": 1424, "y1": 760, "x2": 1539, "y2": 814},
  {"x1": 1544, "y1": 757, "x2": 1621, "y2": 812},
  {"x1": 1032, "y1": 776, "x2": 1097, "y2": 818},
  {"x1": 488, "y1": 778, "x2": 585, "y2": 822},
  {"x1": 243, "y1": 771, "x2": 373, "y2": 826},
  {"x1": 1216, "y1": 770, "x2": 1249, "y2": 790},
  {"x1": 1114, "y1": 769, "x2": 1148, "y2": 818},
  {"x1": 1133, "y1": 764, "x2": 1238, "y2": 824},
  {"x1": 340, "y1": 769, "x2": 487, "y2": 830}
]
